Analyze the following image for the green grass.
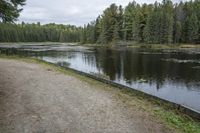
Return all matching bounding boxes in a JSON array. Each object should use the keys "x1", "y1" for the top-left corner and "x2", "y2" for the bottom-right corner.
[
  {"x1": 0, "y1": 54, "x2": 200, "y2": 133},
  {"x1": 116, "y1": 88, "x2": 200, "y2": 133},
  {"x1": 155, "y1": 110, "x2": 200, "y2": 133}
]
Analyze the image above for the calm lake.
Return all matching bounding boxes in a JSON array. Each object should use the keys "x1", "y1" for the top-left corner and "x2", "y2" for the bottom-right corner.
[{"x1": 0, "y1": 43, "x2": 200, "y2": 112}]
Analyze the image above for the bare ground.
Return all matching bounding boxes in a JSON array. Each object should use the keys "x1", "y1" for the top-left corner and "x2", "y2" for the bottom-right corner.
[{"x1": 0, "y1": 59, "x2": 175, "y2": 133}]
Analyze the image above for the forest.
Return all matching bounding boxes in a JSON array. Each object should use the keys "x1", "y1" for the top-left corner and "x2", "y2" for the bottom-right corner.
[
  {"x1": 0, "y1": 23, "x2": 81, "y2": 42},
  {"x1": 0, "y1": 0, "x2": 200, "y2": 44},
  {"x1": 81, "y1": 0, "x2": 200, "y2": 44}
]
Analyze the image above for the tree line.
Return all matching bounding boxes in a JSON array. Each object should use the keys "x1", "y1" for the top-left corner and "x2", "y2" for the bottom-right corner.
[
  {"x1": 0, "y1": 0, "x2": 200, "y2": 44},
  {"x1": 0, "y1": 22, "x2": 82, "y2": 42},
  {"x1": 81, "y1": 0, "x2": 200, "y2": 44},
  {"x1": 0, "y1": 0, "x2": 82, "y2": 43}
]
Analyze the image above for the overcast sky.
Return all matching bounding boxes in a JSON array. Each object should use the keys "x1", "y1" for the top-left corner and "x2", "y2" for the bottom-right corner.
[{"x1": 18, "y1": 0, "x2": 179, "y2": 26}]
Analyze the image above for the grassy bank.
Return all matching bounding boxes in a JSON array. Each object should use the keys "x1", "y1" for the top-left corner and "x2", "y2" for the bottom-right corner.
[
  {"x1": 127, "y1": 44, "x2": 200, "y2": 49},
  {"x1": 0, "y1": 55, "x2": 200, "y2": 133},
  {"x1": 83, "y1": 43, "x2": 200, "y2": 49}
]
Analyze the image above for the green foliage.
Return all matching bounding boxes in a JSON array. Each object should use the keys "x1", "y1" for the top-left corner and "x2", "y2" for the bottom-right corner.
[
  {"x1": 0, "y1": 0, "x2": 26, "y2": 22},
  {"x1": 186, "y1": 13, "x2": 199, "y2": 43},
  {"x1": 81, "y1": 4, "x2": 124, "y2": 44},
  {"x1": 154, "y1": 110, "x2": 200, "y2": 133},
  {"x1": 81, "y1": 0, "x2": 200, "y2": 45},
  {"x1": 0, "y1": 22, "x2": 82, "y2": 42}
]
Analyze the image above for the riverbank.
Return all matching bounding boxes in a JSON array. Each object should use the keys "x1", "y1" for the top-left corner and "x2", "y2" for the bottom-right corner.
[
  {"x1": 0, "y1": 56, "x2": 199, "y2": 133},
  {"x1": 1, "y1": 42, "x2": 200, "y2": 50},
  {"x1": 127, "y1": 44, "x2": 200, "y2": 49},
  {"x1": 83, "y1": 43, "x2": 200, "y2": 49},
  {"x1": 0, "y1": 42, "x2": 78, "y2": 46}
]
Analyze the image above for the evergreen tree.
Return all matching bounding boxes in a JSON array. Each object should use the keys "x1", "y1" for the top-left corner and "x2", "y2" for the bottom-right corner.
[
  {"x1": 174, "y1": 21, "x2": 182, "y2": 44},
  {"x1": 161, "y1": 0, "x2": 174, "y2": 44},
  {"x1": 0, "y1": 0, "x2": 26, "y2": 22},
  {"x1": 112, "y1": 22, "x2": 120, "y2": 43},
  {"x1": 144, "y1": 2, "x2": 160, "y2": 44},
  {"x1": 186, "y1": 13, "x2": 199, "y2": 43}
]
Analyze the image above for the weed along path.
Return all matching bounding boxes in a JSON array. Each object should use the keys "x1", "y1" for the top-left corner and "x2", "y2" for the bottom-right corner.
[{"x1": 0, "y1": 58, "x2": 178, "y2": 133}]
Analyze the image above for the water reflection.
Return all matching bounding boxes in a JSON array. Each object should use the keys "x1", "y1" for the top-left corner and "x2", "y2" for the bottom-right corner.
[{"x1": 91, "y1": 48, "x2": 200, "y2": 88}]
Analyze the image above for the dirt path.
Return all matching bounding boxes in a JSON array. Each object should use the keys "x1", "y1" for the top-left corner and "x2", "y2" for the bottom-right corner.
[{"x1": 0, "y1": 59, "x2": 174, "y2": 133}]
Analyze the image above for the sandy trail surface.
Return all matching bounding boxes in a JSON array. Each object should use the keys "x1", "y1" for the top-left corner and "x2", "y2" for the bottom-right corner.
[{"x1": 0, "y1": 59, "x2": 174, "y2": 133}]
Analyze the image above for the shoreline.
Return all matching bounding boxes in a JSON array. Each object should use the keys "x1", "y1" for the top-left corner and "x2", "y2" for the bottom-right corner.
[
  {"x1": 0, "y1": 42, "x2": 79, "y2": 46},
  {"x1": 84, "y1": 43, "x2": 200, "y2": 49},
  {"x1": 0, "y1": 55, "x2": 199, "y2": 133},
  {"x1": 1, "y1": 42, "x2": 200, "y2": 49}
]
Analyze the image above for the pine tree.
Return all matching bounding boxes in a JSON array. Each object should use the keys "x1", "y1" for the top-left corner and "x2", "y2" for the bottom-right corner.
[
  {"x1": 144, "y1": 3, "x2": 160, "y2": 44},
  {"x1": 0, "y1": 0, "x2": 26, "y2": 22},
  {"x1": 112, "y1": 23, "x2": 120, "y2": 43},
  {"x1": 160, "y1": 0, "x2": 174, "y2": 44},
  {"x1": 174, "y1": 21, "x2": 182, "y2": 44},
  {"x1": 186, "y1": 13, "x2": 199, "y2": 43},
  {"x1": 118, "y1": 5, "x2": 124, "y2": 40},
  {"x1": 59, "y1": 31, "x2": 64, "y2": 42}
]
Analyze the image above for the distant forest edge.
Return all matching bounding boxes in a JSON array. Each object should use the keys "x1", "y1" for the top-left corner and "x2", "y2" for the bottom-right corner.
[
  {"x1": 0, "y1": 23, "x2": 81, "y2": 42},
  {"x1": 0, "y1": 0, "x2": 200, "y2": 44}
]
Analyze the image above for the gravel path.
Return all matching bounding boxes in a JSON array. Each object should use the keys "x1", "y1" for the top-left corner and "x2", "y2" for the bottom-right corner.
[{"x1": 0, "y1": 59, "x2": 174, "y2": 133}]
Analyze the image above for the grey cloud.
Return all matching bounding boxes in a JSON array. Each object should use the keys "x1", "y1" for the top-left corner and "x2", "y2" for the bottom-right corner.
[{"x1": 18, "y1": 0, "x2": 164, "y2": 26}]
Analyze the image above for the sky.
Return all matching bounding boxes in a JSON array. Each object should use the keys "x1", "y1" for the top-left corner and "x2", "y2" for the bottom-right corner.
[{"x1": 18, "y1": 0, "x2": 180, "y2": 26}]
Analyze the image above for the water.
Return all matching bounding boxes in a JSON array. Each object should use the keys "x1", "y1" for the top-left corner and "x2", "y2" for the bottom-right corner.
[{"x1": 0, "y1": 43, "x2": 200, "y2": 112}]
